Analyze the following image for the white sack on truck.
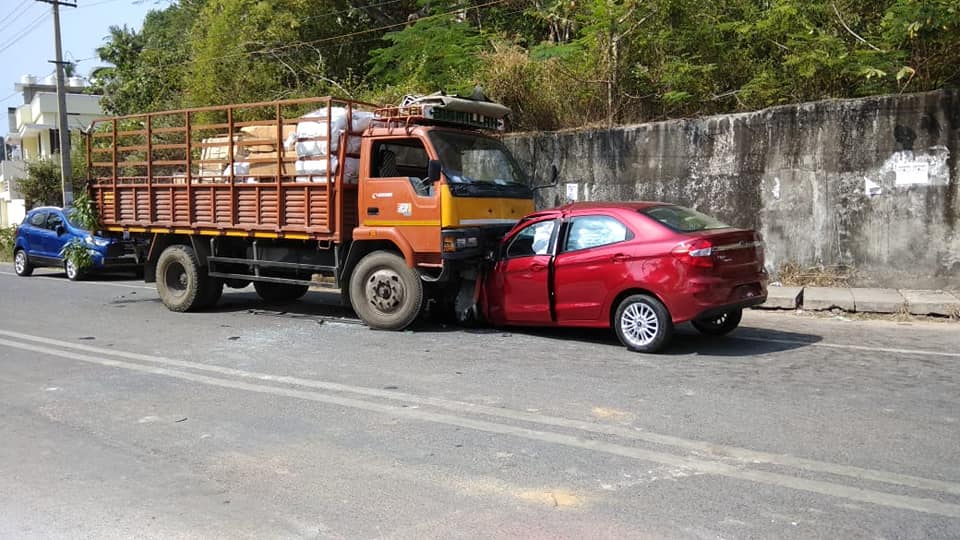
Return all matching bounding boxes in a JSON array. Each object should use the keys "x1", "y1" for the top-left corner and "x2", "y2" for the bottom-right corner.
[
  {"x1": 285, "y1": 107, "x2": 373, "y2": 157},
  {"x1": 294, "y1": 157, "x2": 360, "y2": 184}
]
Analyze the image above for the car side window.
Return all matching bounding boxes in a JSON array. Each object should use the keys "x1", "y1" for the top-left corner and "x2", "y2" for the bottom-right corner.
[
  {"x1": 46, "y1": 213, "x2": 64, "y2": 231},
  {"x1": 27, "y1": 212, "x2": 47, "y2": 227},
  {"x1": 506, "y1": 220, "x2": 556, "y2": 258},
  {"x1": 564, "y1": 215, "x2": 631, "y2": 252}
]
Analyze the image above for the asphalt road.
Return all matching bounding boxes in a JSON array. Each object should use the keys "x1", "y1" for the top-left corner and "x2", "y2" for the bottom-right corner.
[{"x1": 1, "y1": 263, "x2": 958, "y2": 539}]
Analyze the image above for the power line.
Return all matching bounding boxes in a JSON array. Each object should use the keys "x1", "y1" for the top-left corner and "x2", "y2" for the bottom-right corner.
[
  {"x1": 0, "y1": 0, "x2": 35, "y2": 27},
  {"x1": 161, "y1": 0, "x2": 510, "y2": 70},
  {"x1": 0, "y1": 11, "x2": 51, "y2": 55}
]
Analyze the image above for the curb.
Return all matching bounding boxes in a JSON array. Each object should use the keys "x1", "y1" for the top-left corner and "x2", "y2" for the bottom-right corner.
[{"x1": 757, "y1": 286, "x2": 960, "y2": 318}]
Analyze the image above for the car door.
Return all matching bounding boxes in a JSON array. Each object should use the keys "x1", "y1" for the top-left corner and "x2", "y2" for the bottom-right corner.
[
  {"x1": 21, "y1": 210, "x2": 50, "y2": 259},
  {"x1": 553, "y1": 214, "x2": 634, "y2": 322},
  {"x1": 43, "y1": 211, "x2": 70, "y2": 261},
  {"x1": 489, "y1": 218, "x2": 559, "y2": 324}
]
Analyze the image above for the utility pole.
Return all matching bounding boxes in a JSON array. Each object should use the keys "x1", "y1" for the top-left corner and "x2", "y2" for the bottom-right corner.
[{"x1": 38, "y1": 0, "x2": 77, "y2": 206}]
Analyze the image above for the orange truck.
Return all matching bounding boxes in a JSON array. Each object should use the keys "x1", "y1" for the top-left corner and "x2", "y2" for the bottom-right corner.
[{"x1": 86, "y1": 95, "x2": 536, "y2": 329}]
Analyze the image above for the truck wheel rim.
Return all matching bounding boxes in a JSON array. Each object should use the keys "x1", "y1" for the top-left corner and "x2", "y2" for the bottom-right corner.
[
  {"x1": 15, "y1": 252, "x2": 25, "y2": 273},
  {"x1": 366, "y1": 269, "x2": 404, "y2": 313},
  {"x1": 621, "y1": 302, "x2": 659, "y2": 347},
  {"x1": 164, "y1": 262, "x2": 188, "y2": 297}
]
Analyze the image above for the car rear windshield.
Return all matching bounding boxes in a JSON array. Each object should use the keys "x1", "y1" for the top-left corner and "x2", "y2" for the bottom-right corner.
[{"x1": 641, "y1": 205, "x2": 730, "y2": 232}]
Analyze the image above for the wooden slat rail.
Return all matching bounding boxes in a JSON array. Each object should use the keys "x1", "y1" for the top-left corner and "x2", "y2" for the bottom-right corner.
[{"x1": 87, "y1": 96, "x2": 377, "y2": 242}]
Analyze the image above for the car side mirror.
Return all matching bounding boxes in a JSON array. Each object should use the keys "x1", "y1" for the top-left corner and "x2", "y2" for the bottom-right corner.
[
  {"x1": 426, "y1": 160, "x2": 442, "y2": 183},
  {"x1": 55, "y1": 225, "x2": 65, "y2": 236}
]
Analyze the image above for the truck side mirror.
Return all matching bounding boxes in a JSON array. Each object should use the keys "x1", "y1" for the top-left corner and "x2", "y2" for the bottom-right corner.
[{"x1": 427, "y1": 160, "x2": 442, "y2": 183}]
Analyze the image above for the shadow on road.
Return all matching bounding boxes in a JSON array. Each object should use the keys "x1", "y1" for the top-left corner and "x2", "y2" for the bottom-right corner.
[
  {"x1": 102, "y1": 284, "x2": 824, "y2": 355},
  {"x1": 455, "y1": 323, "x2": 823, "y2": 357}
]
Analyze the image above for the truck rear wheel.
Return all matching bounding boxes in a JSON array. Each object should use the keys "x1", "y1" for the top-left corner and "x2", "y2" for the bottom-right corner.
[
  {"x1": 198, "y1": 277, "x2": 224, "y2": 309},
  {"x1": 349, "y1": 251, "x2": 423, "y2": 330},
  {"x1": 254, "y1": 281, "x2": 309, "y2": 303},
  {"x1": 156, "y1": 245, "x2": 209, "y2": 312}
]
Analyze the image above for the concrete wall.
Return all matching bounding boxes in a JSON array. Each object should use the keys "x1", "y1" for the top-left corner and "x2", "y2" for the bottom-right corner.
[{"x1": 504, "y1": 90, "x2": 960, "y2": 289}]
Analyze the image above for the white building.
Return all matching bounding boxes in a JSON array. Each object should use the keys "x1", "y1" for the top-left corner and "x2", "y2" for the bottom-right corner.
[{"x1": 0, "y1": 74, "x2": 102, "y2": 227}]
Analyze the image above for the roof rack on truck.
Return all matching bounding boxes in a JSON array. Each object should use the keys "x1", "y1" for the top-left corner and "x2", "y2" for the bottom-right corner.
[{"x1": 373, "y1": 93, "x2": 511, "y2": 131}]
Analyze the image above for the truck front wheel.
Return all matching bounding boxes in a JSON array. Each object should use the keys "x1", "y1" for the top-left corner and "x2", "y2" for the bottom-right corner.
[
  {"x1": 349, "y1": 251, "x2": 423, "y2": 330},
  {"x1": 156, "y1": 245, "x2": 209, "y2": 312}
]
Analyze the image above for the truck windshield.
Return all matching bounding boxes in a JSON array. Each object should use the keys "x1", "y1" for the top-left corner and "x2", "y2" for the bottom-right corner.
[{"x1": 428, "y1": 131, "x2": 531, "y2": 198}]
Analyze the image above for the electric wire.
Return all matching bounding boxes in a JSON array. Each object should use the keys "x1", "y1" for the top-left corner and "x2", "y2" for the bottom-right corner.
[
  {"x1": 0, "y1": 0, "x2": 34, "y2": 28},
  {"x1": 116, "y1": 0, "x2": 510, "y2": 71},
  {"x1": 0, "y1": 11, "x2": 51, "y2": 55}
]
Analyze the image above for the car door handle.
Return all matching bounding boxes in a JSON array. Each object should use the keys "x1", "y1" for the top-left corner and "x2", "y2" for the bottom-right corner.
[
  {"x1": 530, "y1": 263, "x2": 546, "y2": 272},
  {"x1": 611, "y1": 254, "x2": 629, "y2": 263}
]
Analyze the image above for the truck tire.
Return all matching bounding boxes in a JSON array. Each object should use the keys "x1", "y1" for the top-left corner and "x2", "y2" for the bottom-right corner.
[
  {"x1": 156, "y1": 245, "x2": 209, "y2": 312},
  {"x1": 254, "y1": 281, "x2": 309, "y2": 303},
  {"x1": 349, "y1": 251, "x2": 423, "y2": 330},
  {"x1": 198, "y1": 276, "x2": 224, "y2": 309}
]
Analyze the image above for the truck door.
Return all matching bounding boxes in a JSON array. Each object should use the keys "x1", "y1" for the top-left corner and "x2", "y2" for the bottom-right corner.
[
  {"x1": 361, "y1": 138, "x2": 441, "y2": 254},
  {"x1": 489, "y1": 218, "x2": 558, "y2": 323}
]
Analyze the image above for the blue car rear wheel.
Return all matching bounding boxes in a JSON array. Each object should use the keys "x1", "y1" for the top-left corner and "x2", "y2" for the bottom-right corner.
[{"x1": 14, "y1": 249, "x2": 33, "y2": 276}]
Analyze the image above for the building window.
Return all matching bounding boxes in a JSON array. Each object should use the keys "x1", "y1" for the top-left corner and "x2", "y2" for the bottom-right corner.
[{"x1": 50, "y1": 129, "x2": 60, "y2": 155}]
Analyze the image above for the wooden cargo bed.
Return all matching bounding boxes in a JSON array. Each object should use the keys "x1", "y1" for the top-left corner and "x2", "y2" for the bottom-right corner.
[{"x1": 87, "y1": 97, "x2": 374, "y2": 241}]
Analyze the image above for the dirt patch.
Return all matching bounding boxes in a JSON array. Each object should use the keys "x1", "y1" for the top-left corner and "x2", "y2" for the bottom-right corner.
[{"x1": 776, "y1": 262, "x2": 856, "y2": 287}]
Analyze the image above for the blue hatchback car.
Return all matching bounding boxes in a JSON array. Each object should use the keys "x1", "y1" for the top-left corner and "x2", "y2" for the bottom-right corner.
[{"x1": 12, "y1": 206, "x2": 141, "y2": 280}]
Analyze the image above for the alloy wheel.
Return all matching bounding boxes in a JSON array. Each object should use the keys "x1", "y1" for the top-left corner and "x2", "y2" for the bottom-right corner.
[{"x1": 619, "y1": 301, "x2": 660, "y2": 347}]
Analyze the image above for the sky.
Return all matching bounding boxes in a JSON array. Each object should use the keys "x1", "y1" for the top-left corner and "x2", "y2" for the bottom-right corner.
[{"x1": 0, "y1": 0, "x2": 159, "y2": 114}]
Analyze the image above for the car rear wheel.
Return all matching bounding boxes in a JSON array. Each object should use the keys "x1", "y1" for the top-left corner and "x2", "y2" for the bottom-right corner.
[
  {"x1": 614, "y1": 294, "x2": 673, "y2": 353},
  {"x1": 65, "y1": 259, "x2": 84, "y2": 281},
  {"x1": 14, "y1": 249, "x2": 33, "y2": 276},
  {"x1": 253, "y1": 281, "x2": 309, "y2": 303},
  {"x1": 691, "y1": 308, "x2": 743, "y2": 336}
]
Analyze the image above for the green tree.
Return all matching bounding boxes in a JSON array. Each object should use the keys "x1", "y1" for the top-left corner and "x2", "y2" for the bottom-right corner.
[{"x1": 367, "y1": 14, "x2": 490, "y2": 95}]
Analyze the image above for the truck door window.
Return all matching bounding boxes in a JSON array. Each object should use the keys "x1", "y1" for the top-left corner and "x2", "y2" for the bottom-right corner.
[{"x1": 371, "y1": 140, "x2": 432, "y2": 196}]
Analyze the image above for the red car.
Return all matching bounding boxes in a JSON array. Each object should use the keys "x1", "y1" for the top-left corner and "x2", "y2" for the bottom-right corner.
[{"x1": 481, "y1": 202, "x2": 767, "y2": 353}]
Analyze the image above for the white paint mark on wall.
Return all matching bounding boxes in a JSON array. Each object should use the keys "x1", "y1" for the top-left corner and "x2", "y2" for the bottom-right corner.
[
  {"x1": 772, "y1": 177, "x2": 781, "y2": 199},
  {"x1": 894, "y1": 162, "x2": 930, "y2": 185},
  {"x1": 864, "y1": 178, "x2": 883, "y2": 197},
  {"x1": 876, "y1": 146, "x2": 951, "y2": 187}
]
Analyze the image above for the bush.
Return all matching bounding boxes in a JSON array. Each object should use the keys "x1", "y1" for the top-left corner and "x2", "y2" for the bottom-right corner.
[
  {"x1": 478, "y1": 44, "x2": 605, "y2": 131},
  {"x1": 0, "y1": 226, "x2": 15, "y2": 262}
]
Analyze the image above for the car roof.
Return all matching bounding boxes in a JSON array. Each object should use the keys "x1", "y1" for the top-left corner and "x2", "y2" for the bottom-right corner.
[
  {"x1": 558, "y1": 201, "x2": 672, "y2": 215},
  {"x1": 518, "y1": 201, "x2": 676, "y2": 223},
  {"x1": 29, "y1": 206, "x2": 66, "y2": 213}
]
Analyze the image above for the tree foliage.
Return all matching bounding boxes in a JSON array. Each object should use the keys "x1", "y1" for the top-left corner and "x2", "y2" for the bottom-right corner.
[{"x1": 89, "y1": 0, "x2": 960, "y2": 130}]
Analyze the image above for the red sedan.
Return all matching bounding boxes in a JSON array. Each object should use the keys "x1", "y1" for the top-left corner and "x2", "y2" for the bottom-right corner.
[{"x1": 481, "y1": 202, "x2": 768, "y2": 353}]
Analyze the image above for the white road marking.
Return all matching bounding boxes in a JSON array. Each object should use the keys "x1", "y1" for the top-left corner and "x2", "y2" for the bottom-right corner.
[
  {"x1": 736, "y1": 335, "x2": 960, "y2": 359},
  {"x1": 0, "y1": 271, "x2": 155, "y2": 290},
  {"x1": 2, "y1": 331, "x2": 960, "y2": 518},
  {"x1": 2, "y1": 328, "x2": 958, "y2": 497}
]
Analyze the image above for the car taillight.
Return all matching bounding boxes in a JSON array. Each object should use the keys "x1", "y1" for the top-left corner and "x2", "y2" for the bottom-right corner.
[{"x1": 672, "y1": 238, "x2": 714, "y2": 268}]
